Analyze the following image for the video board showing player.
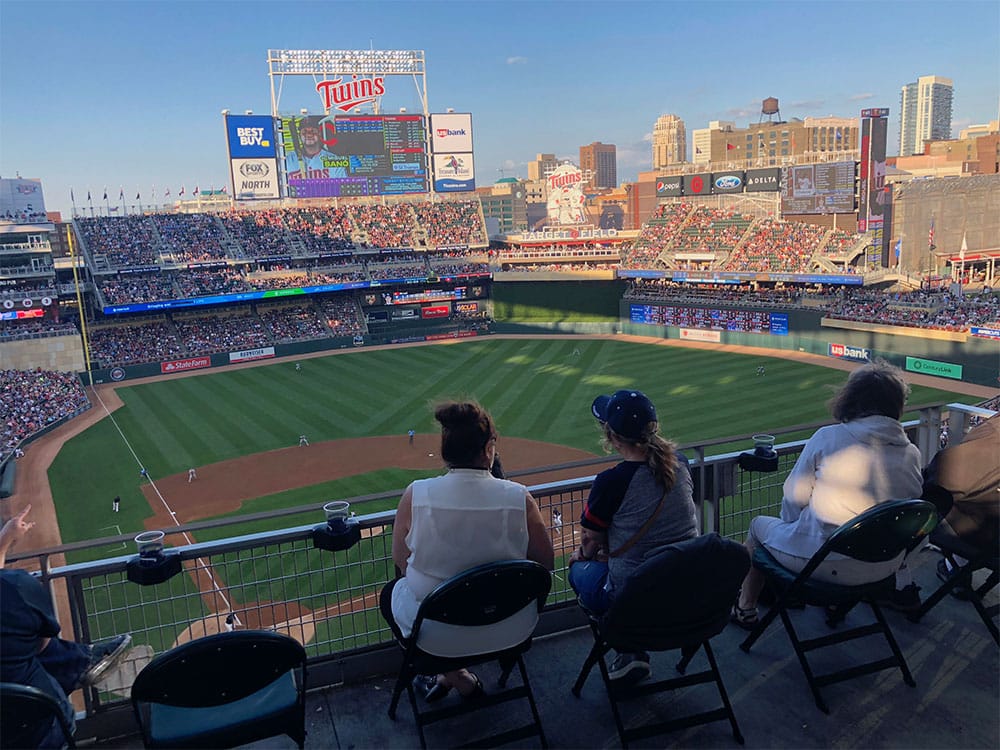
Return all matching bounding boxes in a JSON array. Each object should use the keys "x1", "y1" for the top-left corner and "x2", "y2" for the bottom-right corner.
[
  {"x1": 780, "y1": 161, "x2": 855, "y2": 215},
  {"x1": 281, "y1": 114, "x2": 429, "y2": 198}
]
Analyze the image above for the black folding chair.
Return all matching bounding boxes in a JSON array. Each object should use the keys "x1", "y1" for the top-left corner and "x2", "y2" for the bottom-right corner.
[
  {"x1": 1, "y1": 682, "x2": 76, "y2": 749},
  {"x1": 740, "y1": 498, "x2": 939, "y2": 713},
  {"x1": 130, "y1": 630, "x2": 307, "y2": 749},
  {"x1": 908, "y1": 520, "x2": 999, "y2": 644},
  {"x1": 384, "y1": 560, "x2": 551, "y2": 749},
  {"x1": 571, "y1": 533, "x2": 750, "y2": 748}
]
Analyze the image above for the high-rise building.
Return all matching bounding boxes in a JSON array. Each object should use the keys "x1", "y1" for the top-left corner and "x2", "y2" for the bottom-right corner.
[
  {"x1": 899, "y1": 75, "x2": 954, "y2": 155},
  {"x1": 652, "y1": 114, "x2": 687, "y2": 169},
  {"x1": 527, "y1": 153, "x2": 560, "y2": 181},
  {"x1": 691, "y1": 121, "x2": 735, "y2": 165},
  {"x1": 579, "y1": 142, "x2": 617, "y2": 190},
  {"x1": 697, "y1": 117, "x2": 857, "y2": 167}
]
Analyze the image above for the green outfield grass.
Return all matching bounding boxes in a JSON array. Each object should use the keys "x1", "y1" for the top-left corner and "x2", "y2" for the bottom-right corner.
[{"x1": 50, "y1": 337, "x2": 976, "y2": 551}]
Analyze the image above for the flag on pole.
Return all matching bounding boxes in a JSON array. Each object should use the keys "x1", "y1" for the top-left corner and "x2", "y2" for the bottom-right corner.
[
  {"x1": 960, "y1": 232, "x2": 967, "y2": 260},
  {"x1": 695, "y1": 146, "x2": 702, "y2": 155},
  {"x1": 136, "y1": 189, "x2": 141, "y2": 200},
  {"x1": 87, "y1": 190, "x2": 92, "y2": 202},
  {"x1": 726, "y1": 143, "x2": 736, "y2": 151},
  {"x1": 102, "y1": 187, "x2": 108, "y2": 201},
  {"x1": 221, "y1": 185, "x2": 228, "y2": 194},
  {"x1": 180, "y1": 185, "x2": 186, "y2": 196},
  {"x1": 894, "y1": 238, "x2": 901, "y2": 258},
  {"x1": 70, "y1": 188, "x2": 75, "y2": 203},
  {"x1": 928, "y1": 218, "x2": 936, "y2": 250},
  {"x1": 165, "y1": 188, "x2": 171, "y2": 198},
  {"x1": 119, "y1": 186, "x2": 124, "y2": 200},
  {"x1": 194, "y1": 185, "x2": 199, "y2": 195}
]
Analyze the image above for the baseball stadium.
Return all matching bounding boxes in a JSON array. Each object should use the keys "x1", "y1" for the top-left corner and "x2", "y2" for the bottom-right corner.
[{"x1": 1, "y1": 48, "x2": 998, "y2": 750}]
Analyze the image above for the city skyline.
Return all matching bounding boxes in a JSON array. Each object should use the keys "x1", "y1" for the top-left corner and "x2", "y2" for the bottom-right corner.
[{"x1": 1, "y1": 0, "x2": 998, "y2": 218}]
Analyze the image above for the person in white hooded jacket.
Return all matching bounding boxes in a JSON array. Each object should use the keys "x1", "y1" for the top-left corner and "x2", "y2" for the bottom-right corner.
[{"x1": 731, "y1": 360, "x2": 923, "y2": 628}]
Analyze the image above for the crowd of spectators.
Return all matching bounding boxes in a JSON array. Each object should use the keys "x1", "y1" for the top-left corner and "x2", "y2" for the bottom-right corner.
[
  {"x1": 318, "y1": 298, "x2": 366, "y2": 337},
  {"x1": 825, "y1": 289, "x2": 1000, "y2": 331},
  {"x1": 351, "y1": 203, "x2": 417, "y2": 248},
  {"x1": 626, "y1": 280, "x2": 808, "y2": 307},
  {"x1": 411, "y1": 200, "x2": 486, "y2": 247},
  {"x1": 821, "y1": 229, "x2": 860, "y2": 255},
  {"x1": 671, "y1": 207, "x2": 754, "y2": 253},
  {"x1": 99, "y1": 274, "x2": 177, "y2": 305},
  {"x1": 0, "y1": 282, "x2": 57, "y2": 299},
  {"x1": 174, "y1": 268, "x2": 254, "y2": 298},
  {"x1": 1, "y1": 368, "x2": 89, "y2": 461},
  {"x1": 0, "y1": 319, "x2": 78, "y2": 340},
  {"x1": 258, "y1": 305, "x2": 330, "y2": 342},
  {"x1": 149, "y1": 213, "x2": 229, "y2": 263},
  {"x1": 172, "y1": 311, "x2": 271, "y2": 354},
  {"x1": 86, "y1": 321, "x2": 185, "y2": 366},
  {"x1": 77, "y1": 215, "x2": 160, "y2": 267},
  {"x1": 217, "y1": 210, "x2": 292, "y2": 259},
  {"x1": 1, "y1": 210, "x2": 48, "y2": 224},
  {"x1": 723, "y1": 218, "x2": 828, "y2": 273},
  {"x1": 624, "y1": 203, "x2": 692, "y2": 266}
]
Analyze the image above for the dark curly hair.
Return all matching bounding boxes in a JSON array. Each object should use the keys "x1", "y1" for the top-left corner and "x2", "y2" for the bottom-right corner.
[{"x1": 435, "y1": 401, "x2": 497, "y2": 468}]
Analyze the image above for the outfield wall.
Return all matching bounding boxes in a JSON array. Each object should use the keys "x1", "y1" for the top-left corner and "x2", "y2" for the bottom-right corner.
[
  {"x1": 83, "y1": 325, "x2": 488, "y2": 384},
  {"x1": 618, "y1": 301, "x2": 999, "y2": 387}
]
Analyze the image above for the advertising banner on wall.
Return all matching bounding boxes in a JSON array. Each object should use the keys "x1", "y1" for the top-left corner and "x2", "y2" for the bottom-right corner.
[
  {"x1": 230, "y1": 158, "x2": 281, "y2": 200},
  {"x1": 744, "y1": 168, "x2": 781, "y2": 192},
  {"x1": 433, "y1": 153, "x2": 475, "y2": 192},
  {"x1": 225, "y1": 115, "x2": 278, "y2": 159},
  {"x1": 429, "y1": 113, "x2": 473, "y2": 153},
  {"x1": 682, "y1": 173, "x2": 712, "y2": 196},
  {"x1": 655, "y1": 176, "x2": 682, "y2": 197},
  {"x1": 711, "y1": 171, "x2": 745, "y2": 194}
]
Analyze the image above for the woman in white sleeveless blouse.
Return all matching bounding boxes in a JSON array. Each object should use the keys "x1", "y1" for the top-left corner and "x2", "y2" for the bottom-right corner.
[{"x1": 384, "y1": 401, "x2": 553, "y2": 701}]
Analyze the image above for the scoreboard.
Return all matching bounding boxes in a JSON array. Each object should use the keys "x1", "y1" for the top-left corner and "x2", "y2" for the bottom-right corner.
[
  {"x1": 283, "y1": 114, "x2": 428, "y2": 198},
  {"x1": 780, "y1": 161, "x2": 855, "y2": 215}
]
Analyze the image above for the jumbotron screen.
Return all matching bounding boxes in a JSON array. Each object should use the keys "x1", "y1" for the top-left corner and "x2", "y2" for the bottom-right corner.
[
  {"x1": 281, "y1": 114, "x2": 428, "y2": 198},
  {"x1": 780, "y1": 161, "x2": 856, "y2": 215}
]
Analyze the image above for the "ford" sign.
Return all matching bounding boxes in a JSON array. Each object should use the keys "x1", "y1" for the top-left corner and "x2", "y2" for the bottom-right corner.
[{"x1": 714, "y1": 175, "x2": 743, "y2": 190}]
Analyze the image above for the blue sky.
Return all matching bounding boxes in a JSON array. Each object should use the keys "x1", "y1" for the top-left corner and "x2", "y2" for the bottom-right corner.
[{"x1": 2, "y1": 0, "x2": 998, "y2": 218}]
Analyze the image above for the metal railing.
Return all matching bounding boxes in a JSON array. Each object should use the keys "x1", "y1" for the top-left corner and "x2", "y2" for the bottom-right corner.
[{"x1": 8, "y1": 404, "x2": 990, "y2": 730}]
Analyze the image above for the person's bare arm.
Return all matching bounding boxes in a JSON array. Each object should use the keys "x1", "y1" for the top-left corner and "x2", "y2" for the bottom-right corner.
[
  {"x1": 525, "y1": 493, "x2": 554, "y2": 570},
  {"x1": 391, "y1": 487, "x2": 414, "y2": 575},
  {"x1": 0, "y1": 504, "x2": 34, "y2": 568}
]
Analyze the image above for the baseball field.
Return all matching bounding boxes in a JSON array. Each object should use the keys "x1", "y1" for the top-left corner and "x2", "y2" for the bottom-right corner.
[{"x1": 42, "y1": 335, "x2": 984, "y2": 556}]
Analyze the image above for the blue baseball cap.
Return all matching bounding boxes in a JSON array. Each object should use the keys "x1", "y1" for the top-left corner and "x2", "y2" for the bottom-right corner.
[{"x1": 591, "y1": 390, "x2": 657, "y2": 441}]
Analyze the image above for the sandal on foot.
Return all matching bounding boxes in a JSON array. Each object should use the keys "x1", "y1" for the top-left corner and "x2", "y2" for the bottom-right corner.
[{"x1": 730, "y1": 604, "x2": 759, "y2": 630}]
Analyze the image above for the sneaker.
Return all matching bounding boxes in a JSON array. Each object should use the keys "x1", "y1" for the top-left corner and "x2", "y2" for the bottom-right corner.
[
  {"x1": 875, "y1": 583, "x2": 922, "y2": 613},
  {"x1": 937, "y1": 558, "x2": 972, "y2": 600},
  {"x1": 81, "y1": 634, "x2": 132, "y2": 687},
  {"x1": 607, "y1": 651, "x2": 651, "y2": 686}
]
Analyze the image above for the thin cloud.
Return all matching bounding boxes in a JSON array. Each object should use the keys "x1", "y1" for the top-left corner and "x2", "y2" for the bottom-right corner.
[
  {"x1": 849, "y1": 92, "x2": 874, "y2": 101},
  {"x1": 641, "y1": 131, "x2": 653, "y2": 143},
  {"x1": 789, "y1": 99, "x2": 825, "y2": 110},
  {"x1": 506, "y1": 56, "x2": 528, "y2": 65}
]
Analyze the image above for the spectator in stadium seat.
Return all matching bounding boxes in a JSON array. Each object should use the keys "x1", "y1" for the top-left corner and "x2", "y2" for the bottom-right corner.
[
  {"x1": 380, "y1": 401, "x2": 553, "y2": 702},
  {"x1": 1, "y1": 506, "x2": 132, "y2": 748},
  {"x1": 731, "y1": 360, "x2": 924, "y2": 630},
  {"x1": 569, "y1": 389, "x2": 698, "y2": 686}
]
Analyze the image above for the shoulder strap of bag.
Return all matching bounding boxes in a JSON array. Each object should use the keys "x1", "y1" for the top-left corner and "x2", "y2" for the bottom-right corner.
[{"x1": 609, "y1": 487, "x2": 668, "y2": 558}]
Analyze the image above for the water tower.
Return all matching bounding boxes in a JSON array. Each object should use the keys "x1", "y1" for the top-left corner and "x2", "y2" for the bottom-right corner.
[{"x1": 759, "y1": 97, "x2": 781, "y2": 124}]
